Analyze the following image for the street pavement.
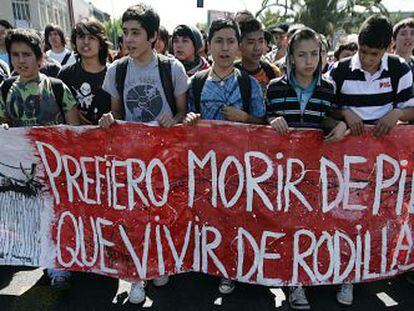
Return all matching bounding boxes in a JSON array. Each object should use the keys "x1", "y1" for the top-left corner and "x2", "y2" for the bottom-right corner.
[{"x1": 0, "y1": 266, "x2": 413, "y2": 311}]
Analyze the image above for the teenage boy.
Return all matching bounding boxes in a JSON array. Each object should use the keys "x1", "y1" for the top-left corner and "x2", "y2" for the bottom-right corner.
[
  {"x1": 330, "y1": 14, "x2": 414, "y2": 139},
  {"x1": 0, "y1": 28, "x2": 79, "y2": 285},
  {"x1": 58, "y1": 19, "x2": 111, "y2": 125},
  {"x1": 99, "y1": 4, "x2": 188, "y2": 304},
  {"x1": 184, "y1": 19, "x2": 265, "y2": 294},
  {"x1": 393, "y1": 18, "x2": 414, "y2": 74},
  {"x1": 172, "y1": 24, "x2": 210, "y2": 76},
  {"x1": 0, "y1": 20, "x2": 13, "y2": 67},
  {"x1": 236, "y1": 18, "x2": 281, "y2": 96},
  {"x1": 44, "y1": 24, "x2": 76, "y2": 67}
]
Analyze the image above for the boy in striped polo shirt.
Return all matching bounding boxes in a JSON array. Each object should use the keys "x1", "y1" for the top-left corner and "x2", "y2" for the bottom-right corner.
[{"x1": 330, "y1": 14, "x2": 414, "y2": 137}]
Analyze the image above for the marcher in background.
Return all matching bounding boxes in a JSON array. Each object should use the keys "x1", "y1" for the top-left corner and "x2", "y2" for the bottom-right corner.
[
  {"x1": 393, "y1": 18, "x2": 414, "y2": 74},
  {"x1": 333, "y1": 42, "x2": 358, "y2": 61},
  {"x1": 44, "y1": 24, "x2": 76, "y2": 67},
  {"x1": 172, "y1": 24, "x2": 210, "y2": 76},
  {"x1": 265, "y1": 23, "x2": 289, "y2": 64},
  {"x1": 59, "y1": 19, "x2": 111, "y2": 125},
  {"x1": 155, "y1": 26, "x2": 170, "y2": 55},
  {"x1": 236, "y1": 18, "x2": 281, "y2": 96},
  {"x1": 0, "y1": 20, "x2": 13, "y2": 68}
]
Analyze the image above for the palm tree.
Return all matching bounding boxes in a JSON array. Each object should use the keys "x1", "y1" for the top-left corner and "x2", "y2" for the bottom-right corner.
[{"x1": 256, "y1": 0, "x2": 389, "y2": 36}]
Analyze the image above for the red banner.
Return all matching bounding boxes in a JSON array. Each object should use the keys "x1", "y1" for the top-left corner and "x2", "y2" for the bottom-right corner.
[{"x1": 2, "y1": 121, "x2": 414, "y2": 286}]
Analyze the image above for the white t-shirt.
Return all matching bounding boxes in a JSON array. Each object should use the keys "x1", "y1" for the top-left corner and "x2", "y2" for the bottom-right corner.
[{"x1": 46, "y1": 48, "x2": 76, "y2": 67}]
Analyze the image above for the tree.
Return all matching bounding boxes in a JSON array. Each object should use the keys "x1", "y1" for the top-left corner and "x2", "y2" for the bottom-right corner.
[
  {"x1": 104, "y1": 19, "x2": 122, "y2": 49},
  {"x1": 255, "y1": 0, "x2": 390, "y2": 36},
  {"x1": 259, "y1": 9, "x2": 284, "y2": 29}
]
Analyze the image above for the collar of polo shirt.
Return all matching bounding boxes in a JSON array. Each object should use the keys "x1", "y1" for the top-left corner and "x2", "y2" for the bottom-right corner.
[{"x1": 350, "y1": 52, "x2": 389, "y2": 73}]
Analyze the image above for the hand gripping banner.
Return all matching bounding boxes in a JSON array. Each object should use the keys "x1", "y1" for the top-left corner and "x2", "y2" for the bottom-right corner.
[{"x1": 1, "y1": 121, "x2": 414, "y2": 286}]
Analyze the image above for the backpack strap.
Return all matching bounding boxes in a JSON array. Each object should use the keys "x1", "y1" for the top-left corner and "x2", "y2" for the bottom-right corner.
[
  {"x1": 235, "y1": 68, "x2": 252, "y2": 113},
  {"x1": 260, "y1": 60, "x2": 277, "y2": 81},
  {"x1": 61, "y1": 52, "x2": 72, "y2": 66},
  {"x1": 387, "y1": 55, "x2": 403, "y2": 107},
  {"x1": 191, "y1": 69, "x2": 210, "y2": 113},
  {"x1": 48, "y1": 77, "x2": 66, "y2": 123},
  {"x1": 1, "y1": 77, "x2": 17, "y2": 104},
  {"x1": 157, "y1": 54, "x2": 177, "y2": 115},
  {"x1": 114, "y1": 56, "x2": 129, "y2": 119}
]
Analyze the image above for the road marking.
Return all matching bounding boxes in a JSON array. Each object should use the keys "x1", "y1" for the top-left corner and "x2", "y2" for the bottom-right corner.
[
  {"x1": 376, "y1": 292, "x2": 398, "y2": 307},
  {"x1": 143, "y1": 296, "x2": 153, "y2": 308},
  {"x1": 269, "y1": 288, "x2": 286, "y2": 308},
  {"x1": 214, "y1": 297, "x2": 222, "y2": 305},
  {"x1": 0, "y1": 268, "x2": 43, "y2": 296}
]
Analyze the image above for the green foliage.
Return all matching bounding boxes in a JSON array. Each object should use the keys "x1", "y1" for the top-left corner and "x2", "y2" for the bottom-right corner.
[
  {"x1": 256, "y1": 0, "x2": 390, "y2": 36},
  {"x1": 104, "y1": 19, "x2": 122, "y2": 48}
]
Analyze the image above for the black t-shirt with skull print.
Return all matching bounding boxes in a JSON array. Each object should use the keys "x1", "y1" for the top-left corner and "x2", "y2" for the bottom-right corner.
[{"x1": 58, "y1": 61, "x2": 111, "y2": 124}]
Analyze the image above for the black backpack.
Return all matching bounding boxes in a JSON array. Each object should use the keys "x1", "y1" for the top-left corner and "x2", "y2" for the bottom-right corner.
[
  {"x1": 1, "y1": 76, "x2": 66, "y2": 123},
  {"x1": 333, "y1": 54, "x2": 402, "y2": 107},
  {"x1": 191, "y1": 68, "x2": 252, "y2": 113},
  {"x1": 115, "y1": 54, "x2": 176, "y2": 119}
]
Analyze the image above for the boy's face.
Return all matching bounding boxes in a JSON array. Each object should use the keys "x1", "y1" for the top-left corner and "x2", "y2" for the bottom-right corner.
[
  {"x1": 338, "y1": 49, "x2": 357, "y2": 60},
  {"x1": 358, "y1": 44, "x2": 386, "y2": 74},
  {"x1": 395, "y1": 26, "x2": 414, "y2": 54},
  {"x1": 48, "y1": 30, "x2": 63, "y2": 49},
  {"x1": 173, "y1": 35, "x2": 195, "y2": 62},
  {"x1": 291, "y1": 38, "x2": 319, "y2": 79},
  {"x1": 10, "y1": 42, "x2": 41, "y2": 81},
  {"x1": 209, "y1": 27, "x2": 239, "y2": 69},
  {"x1": 122, "y1": 20, "x2": 155, "y2": 60},
  {"x1": 76, "y1": 33, "x2": 100, "y2": 60},
  {"x1": 240, "y1": 30, "x2": 264, "y2": 65}
]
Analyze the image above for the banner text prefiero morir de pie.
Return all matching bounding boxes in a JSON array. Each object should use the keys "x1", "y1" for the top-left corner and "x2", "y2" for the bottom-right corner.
[{"x1": 1, "y1": 121, "x2": 414, "y2": 285}]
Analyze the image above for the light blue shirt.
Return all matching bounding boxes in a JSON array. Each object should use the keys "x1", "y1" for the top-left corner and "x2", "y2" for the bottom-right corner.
[
  {"x1": 0, "y1": 52, "x2": 10, "y2": 67},
  {"x1": 290, "y1": 75, "x2": 317, "y2": 113},
  {"x1": 188, "y1": 73, "x2": 265, "y2": 120}
]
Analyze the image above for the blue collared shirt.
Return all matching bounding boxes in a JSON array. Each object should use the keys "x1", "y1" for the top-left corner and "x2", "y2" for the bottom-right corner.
[{"x1": 289, "y1": 75, "x2": 317, "y2": 113}]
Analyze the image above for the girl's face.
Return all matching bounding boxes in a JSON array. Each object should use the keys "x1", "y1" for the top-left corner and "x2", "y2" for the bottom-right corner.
[
  {"x1": 395, "y1": 26, "x2": 414, "y2": 55},
  {"x1": 291, "y1": 38, "x2": 320, "y2": 79}
]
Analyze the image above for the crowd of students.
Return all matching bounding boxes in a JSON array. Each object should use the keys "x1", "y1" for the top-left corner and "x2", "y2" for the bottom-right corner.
[{"x1": 0, "y1": 3, "x2": 414, "y2": 310}]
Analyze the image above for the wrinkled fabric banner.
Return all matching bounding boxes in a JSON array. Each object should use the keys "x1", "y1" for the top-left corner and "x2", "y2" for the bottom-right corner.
[{"x1": 1, "y1": 121, "x2": 414, "y2": 286}]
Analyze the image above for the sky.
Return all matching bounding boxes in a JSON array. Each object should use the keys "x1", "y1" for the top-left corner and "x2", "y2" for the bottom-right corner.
[{"x1": 90, "y1": 0, "x2": 414, "y2": 31}]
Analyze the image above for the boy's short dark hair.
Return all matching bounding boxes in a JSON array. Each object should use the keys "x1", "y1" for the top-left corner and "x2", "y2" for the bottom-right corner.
[
  {"x1": 0, "y1": 20, "x2": 13, "y2": 30},
  {"x1": 393, "y1": 18, "x2": 414, "y2": 40},
  {"x1": 121, "y1": 4, "x2": 160, "y2": 45},
  {"x1": 239, "y1": 18, "x2": 263, "y2": 40},
  {"x1": 334, "y1": 42, "x2": 358, "y2": 60},
  {"x1": 234, "y1": 10, "x2": 254, "y2": 24},
  {"x1": 44, "y1": 24, "x2": 66, "y2": 48},
  {"x1": 71, "y1": 19, "x2": 110, "y2": 66},
  {"x1": 208, "y1": 19, "x2": 240, "y2": 43},
  {"x1": 358, "y1": 14, "x2": 392, "y2": 49},
  {"x1": 5, "y1": 28, "x2": 43, "y2": 60}
]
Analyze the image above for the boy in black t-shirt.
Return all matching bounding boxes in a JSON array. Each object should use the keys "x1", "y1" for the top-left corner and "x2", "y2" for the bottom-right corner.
[{"x1": 58, "y1": 19, "x2": 111, "y2": 125}]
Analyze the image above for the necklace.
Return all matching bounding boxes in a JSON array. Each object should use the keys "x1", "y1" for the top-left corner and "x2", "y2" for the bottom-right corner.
[{"x1": 212, "y1": 68, "x2": 234, "y2": 86}]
